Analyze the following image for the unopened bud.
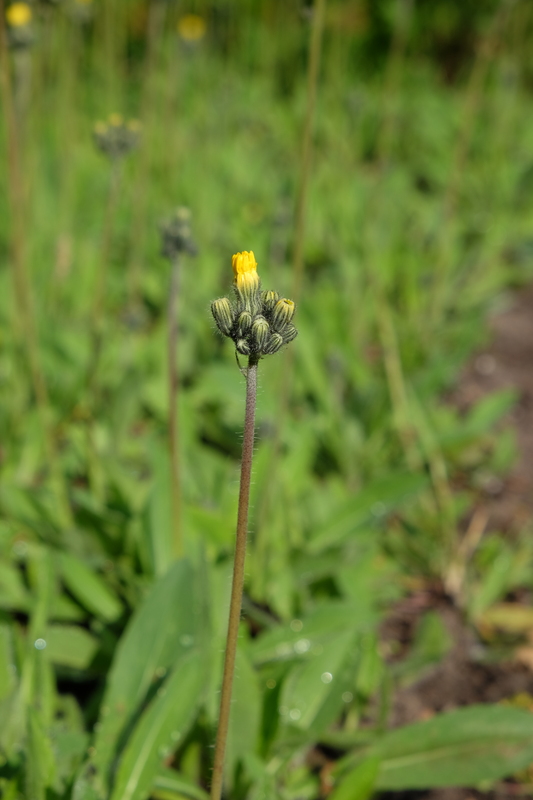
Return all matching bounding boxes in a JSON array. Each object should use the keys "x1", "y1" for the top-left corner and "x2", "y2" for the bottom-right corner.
[
  {"x1": 272, "y1": 298, "x2": 295, "y2": 331},
  {"x1": 264, "y1": 333, "x2": 284, "y2": 354},
  {"x1": 211, "y1": 297, "x2": 234, "y2": 336},
  {"x1": 283, "y1": 324, "x2": 298, "y2": 344},
  {"x1": 262, "y1": 290, "x2": 279, "y2": 313},
  {"x1": 237, "y1": 311, "x2": 252, "y2": 337},
  {"x1": 236, "y1": 338, "x2": 250, "y2": 356},
  {"x1": 251, "y1": 316, "x2": 269, "y2": 351}
]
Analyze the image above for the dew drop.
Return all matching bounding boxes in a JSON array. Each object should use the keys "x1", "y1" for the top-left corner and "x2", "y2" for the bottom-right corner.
[
  {"x1": 294, "y1": 638, "x2": 310, "y2": 654},
  {"x1": 321, "y1": 672, "x2": 333, "y2": 684},
  {"x1": 180, "y1": 634, "x2": 193, "y2": 647},
  {"x1": 155, "y1": 666, "x2": 167, "y2": 678},
  {"x1": 171, "y1": 730, "x2": 181, "y2": 742},
  {"x1": 289, "y1": 708, "x2": 301, "y2": 721},
  {"x1": 34, "y1": 638, "x2": 46, "y2": 650},
  {"x1": 266, "y1": 678, "x2": 276, "y2": 689},
  {"x1": 342, "y1": 691, "x2": 354, "y2": 703},
  {"x1": 290, "y1": 619, "x2": 303, "y2": 632},
  {"x1": 158, "y1": 745, "x2": 170, "y2": 758}
]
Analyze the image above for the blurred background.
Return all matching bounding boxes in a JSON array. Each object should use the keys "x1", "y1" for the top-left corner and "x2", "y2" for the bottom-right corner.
[{"x1": 2, "y1": 1, "x2": 533, "y2": 799}]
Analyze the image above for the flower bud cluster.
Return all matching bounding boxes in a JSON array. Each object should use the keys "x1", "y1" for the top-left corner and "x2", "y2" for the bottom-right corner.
[
  {"x1": 6, "y1": 2, "x2": 34, "y2": 49},
  {"x1": 211, "y1": 251, "x2": 297, "y2": 359},
  {"x1": 93, "y1": 115, "x2": 141, "y2": 160},
  {"x1": 160, "y1": 207, "x2": 197, "y2": 260}
]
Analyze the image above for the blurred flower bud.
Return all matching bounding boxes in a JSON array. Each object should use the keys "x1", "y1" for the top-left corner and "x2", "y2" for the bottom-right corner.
[
  {"x1": 6, "y1": 2, "x2": 34, "y2": 49},
  {"x1": 160, "y1": 207, "x2": 197, "y2": 260},
  {"x1": 93, "y1": 114, "x2": 141, "y2": 160},
  {"x1": 177, "y1": 13, "x2": 206, "y2": 43}
]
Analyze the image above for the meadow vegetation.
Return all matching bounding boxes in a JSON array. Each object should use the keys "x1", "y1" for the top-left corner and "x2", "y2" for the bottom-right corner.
[{"x1": 1, "y1": 1, "x2": 533, "y2": 799}]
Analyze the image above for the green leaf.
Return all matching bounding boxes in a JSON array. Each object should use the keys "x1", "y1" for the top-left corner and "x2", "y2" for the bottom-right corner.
[
  {"x1": 143, "y1": 442, "x2": 174, "y2": 578},
  {"x1": 45, "y1": 625, "x2": 99, "y2": 670},
  {"x1": 59, "y1": 552, "x2": 123, "y2": 623},
  {"x1": 307, "y1": 473, "x2": 429, "y2": 554},
  {"x1": 26, "y1": 707, "x2": 56, "y2": 800},
  {"x1": 278, "y1": 630, "x2": 358, "y2": 737},
  {"x1": 0, "y1": 622, "x2": 17, "y2": 702},
  {"x1": 0, "y1": 560, "x2": 30, "y2": 611},
  {"x1": 365, "y1": 704, "x2": 533, "y2": 789},
  {"x1": 330, "y1": 757, "x2": 380, "y2": 800},
  {"x1": 153, "y1": 766, "x2": 209, "y2": 800},
  {"x1": 109, "y1": 650, "x2": 206, "y2": 800},
  {"x1": 93, "y1": 559, "x2": 208, "y2": 791},
  {"x1": 251, "y1": 601, "x2": 374, "y2": 666}
]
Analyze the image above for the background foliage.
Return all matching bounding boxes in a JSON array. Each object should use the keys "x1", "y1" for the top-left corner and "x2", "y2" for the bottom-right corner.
[{"x1": 1, "y1": 0, "x2": 533, "y2": 798}]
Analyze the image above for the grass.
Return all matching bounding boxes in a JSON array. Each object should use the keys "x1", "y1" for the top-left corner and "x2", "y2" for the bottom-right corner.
[{"x1": 1, "y1": 1, "x2": 533, "y2": 798}]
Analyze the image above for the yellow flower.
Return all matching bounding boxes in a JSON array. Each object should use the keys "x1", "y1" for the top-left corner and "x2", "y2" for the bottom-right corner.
[
  {"x1": 232, "y1": 251, "x2": 259, "y2": 292},
  {"x1": 6, "y1": 2, "x2": 32, "y2": 27},
  {"x1": 177, "y1": 14, "x2": 206, "y2": 43},
  {"x1": 108, "y1": 113, "x2": 123, "y2": 127}
]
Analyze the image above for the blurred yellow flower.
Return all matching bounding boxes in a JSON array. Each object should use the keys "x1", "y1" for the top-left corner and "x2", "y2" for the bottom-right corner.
[
  {"x1": 177, "y1": 14, "x2": 206, "y2": 43},
  {"x1": 108, "y1": 113, "x2": 123, "y2": 127},
  {"x1": 232, "y1": 251, "x2": 259, "y2": 291},
  {"x1": 6, "y1": 2, "x2": 32, "y2": 27}
]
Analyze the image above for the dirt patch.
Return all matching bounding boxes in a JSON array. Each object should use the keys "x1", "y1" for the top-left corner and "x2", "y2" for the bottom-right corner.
[{"x1": 452, "y1": 285, "x2": 533, "y2": 533}]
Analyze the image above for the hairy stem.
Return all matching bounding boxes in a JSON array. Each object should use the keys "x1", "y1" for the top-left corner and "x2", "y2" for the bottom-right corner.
[
  {"x1": 168, "y1": 254, "x2": 182, "y2": 558},
  {"x1": 210, "y1": 358, "x2": 258, "y2": 800}
]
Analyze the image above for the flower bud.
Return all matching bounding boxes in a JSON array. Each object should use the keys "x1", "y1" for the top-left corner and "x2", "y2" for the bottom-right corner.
[
  {"x1": 262, "y1": 290, "x2": 279, "y2": 313},
  {"x1": 237, "y1": 310, "x2": 252, "y2": 338},
  {"x1": 264, "y1": 332, "x2": 284, "y2": 355},
  {"x1": 282, "y1": 324, "x2": 298, "y2": 344},
  {"x1": 236, "y1": 338, "x2": 250, "y2": 355},
  {"x1": 251, "y1": 316, "x2": 269, "y2": 352},
  {"x1": 211, "y1": 297, "x2": 234, "y2": 336},
  {"x1": 272, "y1": 299, "x2": 295, "y2": 331}
]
